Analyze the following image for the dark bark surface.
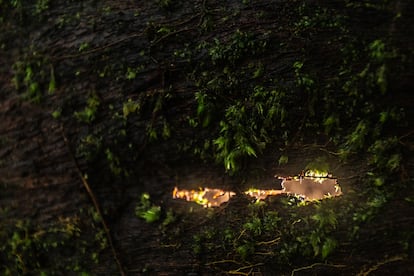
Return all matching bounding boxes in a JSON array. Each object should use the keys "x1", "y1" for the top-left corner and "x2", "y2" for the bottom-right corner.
[{"x1": 1, "y1": 0, "x2": 414, "y2": 275}]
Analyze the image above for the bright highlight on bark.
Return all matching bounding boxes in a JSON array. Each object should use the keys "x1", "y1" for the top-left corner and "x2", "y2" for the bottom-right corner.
[{"x1": 173, "y1": 171, "x2": 342, "y2": 207}]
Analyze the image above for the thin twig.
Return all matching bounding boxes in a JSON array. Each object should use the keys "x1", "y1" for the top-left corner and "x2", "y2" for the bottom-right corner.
[
  {"x1": 256, "y1": 237, "x2": 280, "y2": 246},
  {"x1": 399, "y1": 129, "x2": 414, "y2": 141},
  {"x1": 291, "y1": 262, "x2": 346, "y2": 276},
  {"x1": 205, "y1": 259, "x2": 241, "y2": 266},
  {"x1": 357, "y1": 255, "x2": 405, "y2": 276},
  {"x1": 228, "y1": 263, "x2": 264, "y2": 275},
  {"x1": 150, "y1": 27, "x2": 195, "y2": 46},
  {"x1": 318, "y1": 147, "x2": 342, "y2": 156},
  {"x1": 61, "y1": 126, "x2": 126, "y2": 276},
  {"x1": 51, "y1": 33, "x2": 143, "y2": 61}
]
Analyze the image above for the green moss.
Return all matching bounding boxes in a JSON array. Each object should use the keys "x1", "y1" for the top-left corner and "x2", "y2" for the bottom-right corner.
[{"x1": 74, "y1": 93, "x2": 100, "y2": 123}]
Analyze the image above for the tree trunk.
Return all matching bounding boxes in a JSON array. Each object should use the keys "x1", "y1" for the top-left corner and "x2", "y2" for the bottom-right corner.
[{"x1": 1, "y1": 0, "x2": 413, "y2": 274}]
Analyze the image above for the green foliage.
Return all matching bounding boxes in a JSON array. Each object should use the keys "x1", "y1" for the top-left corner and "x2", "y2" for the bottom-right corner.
[
  {"x1": 192, "y1": 234, "x2": 203, "y2": 255},
  {"x1": 236, "y1": 243, "x2": 254, "y2": 260},
  {"x1": 105, "y1": 148, "x2": 124, "y2": 176},
  {"x1": 212, "y1": 86, "x2": 288, "y2": 172},
  {"x1": 141, "y1": 206, "x2": 161, "y2": 223},
  {"x1": 323, "y1": 115, "x2": 339, "y2": 135},
  {"x1": 163, "y1": 121, "x2": 171, "y2": 139},
  {"x1": 195, "y1": 91, "x2": 213, "y2": 128},
  {"x1": 25, "y1": 76, "x2": 41, "y2": 102},
  {"x1": 10, "y1": 0, "x2": 22, "y2": 9},
  {"x1": 122, "y1": 99, "x2": 140, "y2": 118},
  {"x1": 192, "y1": 227, "x2": 218, "y2": 255},
  {"x1": 147, "y1": 126, "x2": 158, "y2": 141},
  {"x1": 135, "y1": 193, "x2": 161, "y2": 223},
  {"x1": 76, "y1": 134, "x2": 102, "y2": 161},
  {"x1": 243, "y1": 217, "x2": 262, "y2": 237},
  {"x1": 342, "y1": 120, "x2": 369, "y2": 155},
  {"x1": 280, "y1": 203, "x2": 339, "y2": 261},
  {"x1": 305, "y1": 157, "x2": 330, "y2": 174},
  {"x1": 369, "y1": 39, "x2": 386, "y2": 63},
  {"x1": 278, "y1": 155, "x2": 289, "y2": 165},
  {"x1": 0, "y1": 214, "x2": 103, "y2": 275},
  {"x1": 368, "y1": 137, "x2": 401, "y2": 173},
  {"x1": 321, "y1": 237, "x2": 337, "y2": 259},
  {"x1": 190, "y1": 204, "x2": 282, "y2": 264},
  {"x1": 311, "y1": 205, "x2": 337, "y2": 230},
  {"x1": 2, "y1": 1, "x2": 411, "y2": 274},
  {"x1": 213, "y1": 118, "x2": 258, "y2": 172},
  {"x1": 331, "y1": 37, "x2": 403, "y2": 161},
  {"x1": 150, "y1": 120, "x2": 171, "y2": 141},
  {"x1": 11, "y1": 58, "x2": 56, "y2": 103},
  {"x1": 78, "y1": 42, "x2": 89, "y2": 52},
  {"x1": 47, "y1": 65, "x2": 56, "y2": 94},
  {"x1": 352, "y1": 191, "x2": 388, "y2": 237},
  {"x1": 125, "y1": 65, "x2": 144, "y2": 80},
  {"x1": 293, "y1": 61, "x2": 315, "y2": 89},
  {"x1": 143, "y1": 91, "x2": 171, "y2": 142},
  {"x1": 345, "y1": 1, "x2": 389, "y2": 10},
  {"x1": 34, "y1": 0, "x2": 49, "y2": 15},
  {"x1": 125, "y1": 67, "x2": 136, "y2": 80},
  {"x1": 207, "y1": 29, "x2": 265, "y2": 66},
  {"x1": 307, "y1": 204, "x2": 338, "y2": 259},
  {"x1": 157, "y1": 0, "x2": 174, "y2": 9},
  {"x1": 12, "y1": 61, "x2": 40, "y2": 103},
  {"x1": 294, "y1": 4, "x2": 344, "y2": 35},
  {"x1": 161, "y1": 209, "x2": 176, "y2": 230},
  {"x1": 263, "y1": 211, "x2": 282, "y2": 231},
  {"x1": 293, "y1": 60, "x2": 319, "y2": 118},
  {"x1": 74, "y1": 93, "x2": 100, "y2": 123}
]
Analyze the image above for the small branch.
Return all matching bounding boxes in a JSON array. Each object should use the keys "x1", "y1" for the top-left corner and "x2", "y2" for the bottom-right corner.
[
  {"x1": 318, "y1": 147, "x2": 342, "y2": 156},
  {"x1": 61, "y1": 126, "x2": 126, "y2": 276},
  {"x1": 228, "y1": 263, "x2": 264, "y2": 275},
  {"x1": 150, "y1": 27, "x2": 195, "y2": 46},
  {"x1": 399, "y1": 129, "x2": 414, "y2": 141},
  {"x1": 206, "y1": 259, "x2": 241, "y2": 266},
  {"x1": 52, "y1": 33, "x2": 144, "y2": 61},
  {"x1": 357, "y1": 256, "x2": 405, "y2": 276},
  {"x1": 236, "y1": 229, "x2": 247, "y2": 242},
  {"x1": 256, "y1": 237, "x2": 280, "y2": 246},
  {"x1": 254, "y1": 251, "x2": 275, "y2": 256},
  {"x1": 291, "y1": 262, "x2": 346, "y2": 276}
]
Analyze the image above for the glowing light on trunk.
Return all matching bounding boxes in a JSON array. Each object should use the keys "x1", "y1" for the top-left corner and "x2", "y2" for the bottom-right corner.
[
  {"x1": 173, "y1": 187, "x2": 236, "y2": 208},
  {"x1": 172, "y1": 171, "x2": 342, "y2": 207},
  {"x1": 281, "y1": 175, "x2": 341, "y2": 201},
  {"x1": 244, "y1": 188, "x2": 284, "y2": 200}
]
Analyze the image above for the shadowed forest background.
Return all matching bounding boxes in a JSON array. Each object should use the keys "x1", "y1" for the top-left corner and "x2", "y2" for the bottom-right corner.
[{"x1": 1, "y1": 0, "x2": 414, "y2": 275}]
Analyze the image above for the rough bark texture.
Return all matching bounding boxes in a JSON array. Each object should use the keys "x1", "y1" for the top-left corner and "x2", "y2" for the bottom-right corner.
[{"x1": 1, "y1": 0, "x2": 414, "y2": 275}]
